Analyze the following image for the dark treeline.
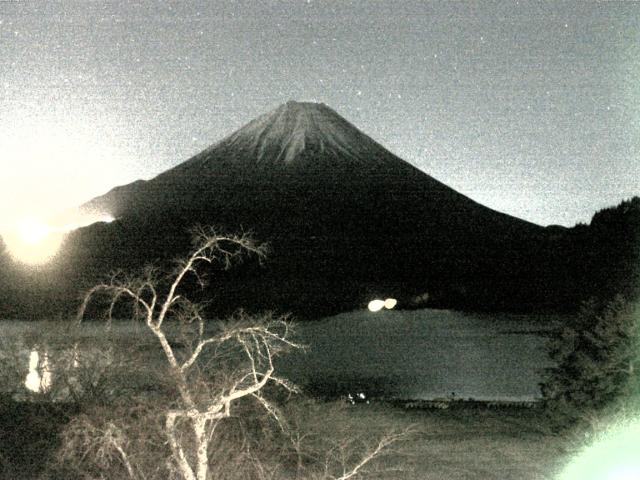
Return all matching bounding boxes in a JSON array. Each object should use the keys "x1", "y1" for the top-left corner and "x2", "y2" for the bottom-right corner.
[
  {"x1": 454, "y1": 195, "x2": 640, "y2": 313},
  {"x1": 0, "y1": 197, "x2": 638, "y2": 320}
]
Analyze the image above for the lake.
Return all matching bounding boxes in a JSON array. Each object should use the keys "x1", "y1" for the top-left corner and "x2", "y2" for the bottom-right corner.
[
  {"x1": 1, "y1": 309, "x2": 559, "y2": 402},
  {"x1": 277, "y1": 309, "x2": 558, "y2": 402}
]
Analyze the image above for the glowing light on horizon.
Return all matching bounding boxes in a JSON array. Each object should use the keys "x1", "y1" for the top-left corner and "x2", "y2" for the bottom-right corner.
[
  {"x1": 17, "y1": 217, "x2": 50, "y2": 245},
  {"x1": 0, "y1": 109, "x2": 125, "y2": 265},
  {"x1": 559, "y1": 418, "x2": 640, "y2": 480},
  {"x1": 384, "y1": 298, "x2": 397, "y2": 309},
  {"x1": 4, "y1": 216, "x2": 63, "y2": 265},
  {"x1": 367, "y1": 298, "x2": 397, "y2": 312},
  {"x1": 368, "y1": 299, "x2": 385, "y2": 312},
  {"x1": 3, "y1": 212, "x2": 115, "y2": 265},
  {"x1": 57, "y1": 213, "x2": 115, "y2": 232}
]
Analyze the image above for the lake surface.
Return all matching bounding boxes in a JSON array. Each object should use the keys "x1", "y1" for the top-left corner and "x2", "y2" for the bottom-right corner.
[
  {"x1": 1, "y1": 309, "x2": 559, "y2": 402},
  {"x1": 276, "y1": 309, "x2": 558, "y2": 402}
]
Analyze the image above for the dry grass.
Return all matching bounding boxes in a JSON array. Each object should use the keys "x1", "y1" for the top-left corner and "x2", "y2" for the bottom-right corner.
[
  {"x1": 311, "y1": 402, "x2": 570, "y2": 480},
  {"x1": 0, "y1": 397, "x2": 572, "y2": 479},
  {"x1": 0, "y1": 321, "x2": 572, "y2": 479}
]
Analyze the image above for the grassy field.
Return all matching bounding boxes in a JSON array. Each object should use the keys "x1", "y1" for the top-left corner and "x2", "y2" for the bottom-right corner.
[
  {"x1": 0, "y1": 319, "x2": 572, "y2": 479},
  {"x1": 340, "y1": 403, "x2": 569, "y2": 480},
  {"x1": 0, "y1": 398, "x2": 571, "y2": 479}
]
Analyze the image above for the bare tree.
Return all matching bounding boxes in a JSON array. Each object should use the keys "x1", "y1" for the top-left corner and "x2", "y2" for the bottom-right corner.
[
  {"x1": 72, "y1": 226, "x2": 412, "y2": 480},
  {"x1": 78, "y1": 227, "x2": 302, "y2": 480}
]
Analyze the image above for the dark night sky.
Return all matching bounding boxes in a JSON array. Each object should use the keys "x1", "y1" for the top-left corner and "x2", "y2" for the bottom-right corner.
[{"x1": 1, "y1": 0, "x2": 639, "y2": 229}]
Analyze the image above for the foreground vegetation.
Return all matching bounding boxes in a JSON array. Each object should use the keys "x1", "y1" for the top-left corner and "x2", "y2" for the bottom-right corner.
[
  {"x1": 541, "y1": 295, "x2": 640, "y2": 430},
  {"x1": 0, "y1": 395, "x2": 572, "y2": 480},
  {"x1": 0, "y1": 315, "x2": 583, "y2": 480},
  {"x1": 0, "y1": 320, "x2": 632, "y2": 479},
  {"x1": 1, "y1": 222, "x2": 637, "y2": 479},
  {"x1": 2, "y1": 228, "x2": 412, "y2": 479},
  {"x1": 0, "y1": 316, "x2": 576, "y2": 479}
]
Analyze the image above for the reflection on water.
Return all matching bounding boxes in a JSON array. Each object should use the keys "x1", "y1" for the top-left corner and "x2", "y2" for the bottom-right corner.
[
  {"x1": 24, "y1": 349, "x2": 52, "y2": 393},
  {"x1": 21, "y1": 343, "x2": 83, "y2": 397},
  {"x1": 4, "y1": 309, "x2": 557, "y2": 402},
  {"x1": 277, "y1": 309, "x2": 558, "y2": 402}
]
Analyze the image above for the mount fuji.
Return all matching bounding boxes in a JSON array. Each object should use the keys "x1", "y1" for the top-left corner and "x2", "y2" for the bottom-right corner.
[{"x1": 53, "y1": 102, "x2": 558, "y2": 317}]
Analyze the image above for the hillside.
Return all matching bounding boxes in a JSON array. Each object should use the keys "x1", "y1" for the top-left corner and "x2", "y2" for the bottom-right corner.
[
  {"x1": 3, "y1": 102, "x2": 635, "y2": 318},
  {"x1": 60, "y1": 102, "x2": 550, "y2": 317}
]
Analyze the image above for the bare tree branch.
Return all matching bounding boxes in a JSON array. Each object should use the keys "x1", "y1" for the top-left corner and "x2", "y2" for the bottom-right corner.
[
  {"x1": 72, "y1": 227, "x2": 403, "y2": 480},
  {"x1": 333, "y1": 429, "x2": 411, "y2": 480},
  {"x1": 75, "y1": 228, "x2": 298, "y2": 480}
]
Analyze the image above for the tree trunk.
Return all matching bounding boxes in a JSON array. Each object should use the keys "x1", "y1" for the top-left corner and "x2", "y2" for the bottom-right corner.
[{"x1": 194, "y1": 415, "x2": 209, "y2": 480}]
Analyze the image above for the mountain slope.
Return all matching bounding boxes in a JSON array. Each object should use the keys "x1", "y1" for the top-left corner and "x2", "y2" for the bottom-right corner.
[
  {"x1": 66, "y1": 101, "x2": 551, "y2": 317},
  {"x1": 82, "y1": 102, "x2": 538, "y2": 238}
]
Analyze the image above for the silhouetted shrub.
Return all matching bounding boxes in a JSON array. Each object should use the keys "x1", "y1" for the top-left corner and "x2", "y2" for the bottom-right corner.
[{"x1": 541, "y1": 295, "x2": 640, "y2": 429}]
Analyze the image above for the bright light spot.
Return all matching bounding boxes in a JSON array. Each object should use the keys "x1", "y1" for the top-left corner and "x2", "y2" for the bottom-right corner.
[
  {"x1": 605, "y1": 465, "x2": 640, "y2": 480},
  {"x1": 24, "y1": 349, "x2": 52, "y2": 393},
  {"x1": 368, "y1": 298, "x2": 398, "y2": 312},
  {"x1": 4, "y1": 217, "x2": 63, "y2": 265},
  {"x1": 57, "y1": 212, "x2": 115, "y2": 231},
  {"x1": 3, "y1": 211, "x2": 115, "y2": 265},
  {"x1": 384, "y1": 298, "x2": 397, "y2": 309},
  {"x1": 368, "y1": 299, "x2": 385, "y2": 312},
  {"x1": 17, "y1": 216, "x2": 49, "y2": 244},
  {"x1": 0, "y1": 109, "x2": 135, "y2": 226},
  {"x1": 559, "y1": 418, "x2": 640, "y2": 480}
]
